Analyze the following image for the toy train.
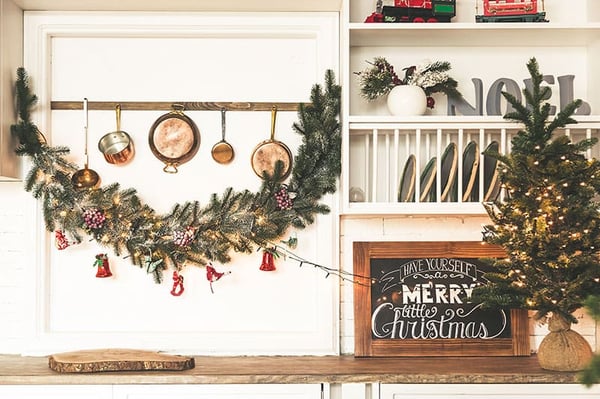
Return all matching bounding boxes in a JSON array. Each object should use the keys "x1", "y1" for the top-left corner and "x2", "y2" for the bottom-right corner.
[
  {"x1": 476, "y1": 0, "x2": 548, "y2": 23},
  {"x1": 381, "y1": 0, "x2": 457, "y2": 23}
]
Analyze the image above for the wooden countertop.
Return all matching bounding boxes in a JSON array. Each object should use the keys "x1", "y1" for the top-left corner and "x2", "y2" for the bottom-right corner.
[{"x1": 0, "y1": 354, "x2": 583, "y2": 385}]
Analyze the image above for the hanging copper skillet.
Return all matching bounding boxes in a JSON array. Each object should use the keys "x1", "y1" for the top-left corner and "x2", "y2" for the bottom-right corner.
[
  {"x1": 251, "y1": 105, "x2": 293, "y2": 181},
  {"x1": 148, "y1": 104, "x2": 200, "y2": 173},
  {"x1": 211, "y1": 108, "x2": 234, "y2": 164}
]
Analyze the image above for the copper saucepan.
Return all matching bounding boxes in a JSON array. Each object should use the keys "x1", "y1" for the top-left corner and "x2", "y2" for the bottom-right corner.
[
  {"x1": 98, "y1": 104, "x2": 135, "y2": 165},
  {"x1": 250, "y1": 105, "x2": 293, "y2": 181}
]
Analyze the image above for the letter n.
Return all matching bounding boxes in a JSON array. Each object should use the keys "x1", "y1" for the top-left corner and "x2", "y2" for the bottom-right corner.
[{"x1": 447, "y1": 78, "x2": 483, "y2": 116}]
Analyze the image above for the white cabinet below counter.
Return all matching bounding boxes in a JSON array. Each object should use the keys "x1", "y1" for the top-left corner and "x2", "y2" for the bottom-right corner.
[
  {"x1": 0, "y1": 384, "x2": 324, "y2": 399},
  {"x1": 112, "y1": 384, "x2": 323, "y2": 399},
  {"x1": 0, "y1": 385, "x2": 112, "y2": 399},
  {"x1": 380, "y1": 384, "x2": 600, "y2": 399}
]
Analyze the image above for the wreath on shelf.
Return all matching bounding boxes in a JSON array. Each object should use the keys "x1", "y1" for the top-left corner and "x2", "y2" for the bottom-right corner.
[{"x1": 12, "y1": 68, "x2": 342, "y2": 287}]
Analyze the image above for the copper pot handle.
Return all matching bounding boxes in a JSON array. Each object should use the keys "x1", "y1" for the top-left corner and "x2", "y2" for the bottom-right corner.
[
  {"x1": 115, "y1": 104, "x2": 121, "y2": 131},
  {"x1": 270, "y1": 105, "x2": 277, "y2": 141},
  {"x1": 163, "y1": 163, "x2": 178, "y2": 174}
]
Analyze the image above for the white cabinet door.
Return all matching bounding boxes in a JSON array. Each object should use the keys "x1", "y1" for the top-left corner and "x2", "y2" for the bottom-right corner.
[
  {"x1": 381, "y1": 384, "x2": 600, "y2": 399},
  {"x1": 113, "y1": 384, "x2": 322, "y2": 399},
  {"x1": 0, "y1": 385, "x2": 112, "y2": 399}
]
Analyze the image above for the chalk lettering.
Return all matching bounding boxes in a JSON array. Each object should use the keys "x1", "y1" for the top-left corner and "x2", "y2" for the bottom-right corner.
[
  {"x1": 372, "y1": 257, "x2": 511, "y2": 342},
  {"x1": 401, "y1": 283, "x2": 477, "y2": 304},
  {"x1": 371, "y1": 302, "x2": 507, "y2": 340}
]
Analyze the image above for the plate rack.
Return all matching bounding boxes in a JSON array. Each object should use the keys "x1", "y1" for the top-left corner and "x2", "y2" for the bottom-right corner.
[{"x1": 344, "y1": 117, "x2": 600, "y2": 215}]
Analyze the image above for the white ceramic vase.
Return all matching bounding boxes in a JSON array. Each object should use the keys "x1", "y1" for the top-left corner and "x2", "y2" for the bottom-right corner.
[{"x1": 386, "y1": 85, "x2": 427, "y2": 116}]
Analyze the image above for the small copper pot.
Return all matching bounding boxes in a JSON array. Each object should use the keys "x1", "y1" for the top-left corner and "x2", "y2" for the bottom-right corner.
[
  {"x1": 251, "y1": 106, "x2": 292, "y2": 181},
  {"x1": 98, "y1": 105, "x2": 135, "y2": 165}
]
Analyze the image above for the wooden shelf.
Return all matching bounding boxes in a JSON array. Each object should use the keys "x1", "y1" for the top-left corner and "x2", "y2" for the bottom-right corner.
[
  {"x1": 50, "y1": 100, "x2": 303, "y2": 112},
  {"x1": 0, "y1": 354, "x2": 583, "y2": 385},
  {"x1": 349, "y1": 23, "x2": 600, "y2": 47}
]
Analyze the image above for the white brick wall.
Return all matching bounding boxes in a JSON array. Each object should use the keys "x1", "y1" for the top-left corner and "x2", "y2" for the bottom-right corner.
[
  {"x1": 0, "y1": 181, "x2": 33, "y2": 354},
  {"x1": 339, "y1": 215, "x2": 599, "y2": 355}
]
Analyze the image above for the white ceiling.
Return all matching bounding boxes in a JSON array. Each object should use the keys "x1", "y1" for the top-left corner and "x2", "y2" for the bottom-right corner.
[{"x1": 12, "y1": 0, "x2": 342, "y2": 12}]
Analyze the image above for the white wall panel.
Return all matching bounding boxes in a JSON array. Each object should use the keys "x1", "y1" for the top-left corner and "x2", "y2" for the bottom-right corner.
[{"x1": 19, "y1": 11, "x2": 339, "y2": 355}]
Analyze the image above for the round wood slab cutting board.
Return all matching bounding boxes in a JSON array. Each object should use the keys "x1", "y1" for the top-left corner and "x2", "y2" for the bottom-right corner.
[{"x1": 48, "y1": 348, "x2": 195, "y2": 373}]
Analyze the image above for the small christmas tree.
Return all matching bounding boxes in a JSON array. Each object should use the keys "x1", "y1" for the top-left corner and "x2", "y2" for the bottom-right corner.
[{"x1": 474, "y1": 57, "x2": 600, "y2": 324}]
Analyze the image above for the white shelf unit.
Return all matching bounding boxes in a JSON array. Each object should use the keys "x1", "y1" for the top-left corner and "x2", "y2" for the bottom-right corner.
[
  {"x1": 346, "y1": 116, "x2": 600, "y2": 215},
  {"x1": 341, "y1": 0, "x2": 600, "y2": 215}
]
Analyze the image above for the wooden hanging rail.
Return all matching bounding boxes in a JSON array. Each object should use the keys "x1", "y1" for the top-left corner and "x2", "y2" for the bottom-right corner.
[{"x1": 50, "y1": 101, "x2": 303, "y2": 112}]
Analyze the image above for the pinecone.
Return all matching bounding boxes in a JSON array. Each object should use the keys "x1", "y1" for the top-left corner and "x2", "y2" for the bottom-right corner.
[{"x1": 173, "y1": 226, "x2": 196, "y2": 247}]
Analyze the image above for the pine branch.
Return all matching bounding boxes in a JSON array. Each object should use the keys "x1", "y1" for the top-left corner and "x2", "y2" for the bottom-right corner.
[{"x1": 11, "y1": 68, "x2": 341, "y2": 284}]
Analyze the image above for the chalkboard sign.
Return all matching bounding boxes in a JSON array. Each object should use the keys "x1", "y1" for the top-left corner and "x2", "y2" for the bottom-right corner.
[{"x1": 353, "y1": 241, "x2": 530, "y2": 357}]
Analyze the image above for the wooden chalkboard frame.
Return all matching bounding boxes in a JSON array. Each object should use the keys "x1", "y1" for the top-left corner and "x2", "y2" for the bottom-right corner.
[{"x1": 353, "y1": 241, "x2": 530, "y2": 357}]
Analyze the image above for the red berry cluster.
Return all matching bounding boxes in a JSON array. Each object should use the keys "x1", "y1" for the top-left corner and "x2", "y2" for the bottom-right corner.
[
  {"x1": 426, "y1": 96, "x2": 436, "y2": 109},
  {"x1": 274, "y1": 186, "x2": 294, "y2": 210},
  {"x1": 83, "y1": 208, "x2": 106, "y2": 229},
  {"x1": 374, "y1": 58, "x2": 402, "y2": 86},
  {"x1": 173, "y1": 226, "x2": 196, "y2": 247}
]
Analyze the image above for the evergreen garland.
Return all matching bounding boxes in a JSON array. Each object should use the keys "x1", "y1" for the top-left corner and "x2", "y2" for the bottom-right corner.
[
  {"x1": 472, "y1": 58, "x2": 600, "y2": 324},
  {"x1": 12, "y1": 67, "x2": 341, "y2": 284}
]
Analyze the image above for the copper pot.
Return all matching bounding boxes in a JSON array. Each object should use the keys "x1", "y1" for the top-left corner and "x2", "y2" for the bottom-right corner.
[
  {"x1": 98, "y1": 105, "x2": 134, "y2": 165},
  {"x1": 250, "y1": 106, "x2": 292, "y2": 181}
]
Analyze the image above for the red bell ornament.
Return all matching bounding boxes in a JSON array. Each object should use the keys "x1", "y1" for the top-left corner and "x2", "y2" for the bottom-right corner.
[
  {"x1": 93, "y1": 253, "x2": 113, "y2": 278},
  {"x1": 259, "y1": 249, "x2": 276, "y2": 271}
]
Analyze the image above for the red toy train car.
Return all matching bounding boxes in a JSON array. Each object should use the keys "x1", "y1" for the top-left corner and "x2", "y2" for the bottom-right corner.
[
  {"x1": 381, "y1": 0, "x2": 457, "y2": 23},
  {"x1": 476, "y1": 0, "x2": 547, "y2": 22}
]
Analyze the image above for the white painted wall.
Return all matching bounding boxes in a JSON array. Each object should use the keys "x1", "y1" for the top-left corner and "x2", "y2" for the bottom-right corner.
[
  {"x1": 0, "y1": 8, "x2": 598, "y2": 359},
  {"x1": 0, "y1": 182, "x2": 36, "y2": 351},
  {"x1": 0, "y1": 11, "x2": 340, "y2": 355}
]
